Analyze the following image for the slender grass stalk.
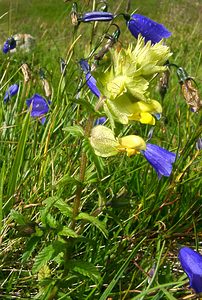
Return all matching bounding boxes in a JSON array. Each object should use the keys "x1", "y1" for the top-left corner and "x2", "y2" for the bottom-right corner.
[{"x1": 0, "y1": 162, "x2": 5, "y2": 231}]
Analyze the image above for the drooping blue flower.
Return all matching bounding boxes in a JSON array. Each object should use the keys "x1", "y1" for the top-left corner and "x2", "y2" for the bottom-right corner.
[
  {"x1": 141, "y1": 143, "x2": 176, "y2": 178},
  {"x1": 126, "y1": 14, "x2": 171, "y2": 44},
  {"x1": 79, "y1": 59, "x2": 101, "y2": 98},
  {"x1": 94, "y1": 117, "x2": 106, "y2": 126},
  {"x1": 4, "y1": 84, "x2": 19, "y2": 103},
  {"x1": 196, "y1": 138, "x2": 202, "y2": 150},
  {"x1": 79, "y1": 12, "x2": 114, "y2": 22},
  {"x1": 2, "y1": 37, "x2": 16, "y2": 54},
  {"x1": 178, "y1": 247, "x2": 202, "y2": 294},
  {"x1": 26, "y1": 94, "x2": 51, "y2": 124}
]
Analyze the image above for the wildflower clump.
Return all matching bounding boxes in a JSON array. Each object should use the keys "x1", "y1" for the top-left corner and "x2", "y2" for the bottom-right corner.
[{"x1": 95, "y1": 36, "x2": 172, "y2": 126}]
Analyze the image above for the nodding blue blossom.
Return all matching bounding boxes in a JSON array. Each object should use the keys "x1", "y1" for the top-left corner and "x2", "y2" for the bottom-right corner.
[
  {"x1": 79, "y1": 59, "x2": 101, "y2": 98},
  {"x1": 26, "y1": 94, "x2": 51, "y2": 124},
  {"x1": 141, "y1": 143, "x2": 176, "y2": 178},
  {"x1": 79, "y1": 12, "x2": 114, "y2": 22},
  {"x1": 4, "y1": 84, "x2": 19, "y2": 103},
  {"x1": 178, "y1": 247, "x2": 202, "y2": 294},
  {"x1": 2, "y1": 37, "x2": 16, "y2": 54},
  {"x1": 94, "y1": 117, "x2": 106, "y2": 126},
  {"x1": 196, "y1": 138, "x2": 202, "y2": 150},
  {"x1": 126, "y1": 14, "x2": 171, "y2": 44}
]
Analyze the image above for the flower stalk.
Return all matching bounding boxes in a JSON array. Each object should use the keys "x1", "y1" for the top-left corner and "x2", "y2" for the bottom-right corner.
[{"x1": 71, "y1": 114, "x2": 95, "y2": 230}]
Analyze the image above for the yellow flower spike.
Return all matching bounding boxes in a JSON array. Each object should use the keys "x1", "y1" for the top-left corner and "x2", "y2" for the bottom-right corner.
[
  {"x1": 118, "y1": 135, "x2": 146, "y2": 157},
  {"x1": 131, "y1": 36, "x2": 172, "y2": 76}
]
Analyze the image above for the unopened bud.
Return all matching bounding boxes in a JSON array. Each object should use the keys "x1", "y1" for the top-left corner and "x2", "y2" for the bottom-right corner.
[
  {"x1": 21, "y1": 63, "x2": 31, "y2": 82},
  {"x1": 41, "y1": 79, "x2": 52, "y2": 98}
]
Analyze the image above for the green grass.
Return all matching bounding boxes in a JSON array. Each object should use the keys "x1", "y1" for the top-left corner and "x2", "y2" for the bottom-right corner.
[{"x1": 0, "y1": 0, "x2": 202, "y2": 299}]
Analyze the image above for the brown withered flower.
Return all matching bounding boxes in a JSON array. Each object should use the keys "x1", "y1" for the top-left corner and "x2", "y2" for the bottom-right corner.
[
  {"x1": 70, "y1": 3, "x2": 78, "y2": 26},
  {"x1": 21, "y1": 63, "x2": 32, "y2": 82},
  {"x1": 39, "y1": 69, "x2": 52, "y2": 98},
  {"x1": 177, "y1": 67, "x2": 202, "y2": 112},
  {"x1": 159, "y1": 68, "x2": 170, "y2": 100}
]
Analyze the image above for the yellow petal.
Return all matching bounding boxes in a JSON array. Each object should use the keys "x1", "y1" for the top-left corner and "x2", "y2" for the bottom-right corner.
[
  {"x1": 128, "y1": 112, "x2": 155, "y2": 125},
  {"x1": 119, "y1": 135, "x2": 146, "y2": 151}
]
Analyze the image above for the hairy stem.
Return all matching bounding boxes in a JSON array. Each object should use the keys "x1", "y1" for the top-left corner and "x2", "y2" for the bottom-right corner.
[{"x1": 71, "y1": 115, "x2": 94, "y2": 230}]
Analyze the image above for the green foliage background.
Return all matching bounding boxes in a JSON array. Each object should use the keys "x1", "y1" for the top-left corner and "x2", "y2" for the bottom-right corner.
[{"x1": 0, "y1": 0, "x2": 202, "y2": 299}]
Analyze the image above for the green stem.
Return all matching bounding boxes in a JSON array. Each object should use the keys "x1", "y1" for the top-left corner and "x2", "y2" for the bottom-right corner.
[{"x1": 71, "y1": 115, "x2": 94, "y2": 230}]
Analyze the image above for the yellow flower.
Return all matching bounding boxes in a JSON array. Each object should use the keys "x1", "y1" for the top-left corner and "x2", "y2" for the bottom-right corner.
[
  {"x1": 90, "y1": 125, "x2": 146, "y2": 157},
  {"x1": 104, "y1": 95, "x2": 162, "y2": 125},
  {"x1": 94, "y1": 35, "x2": 171, "y2": 125},
  {"x1": 118, "y1": 135, "x2": 146, "y2": 156}
]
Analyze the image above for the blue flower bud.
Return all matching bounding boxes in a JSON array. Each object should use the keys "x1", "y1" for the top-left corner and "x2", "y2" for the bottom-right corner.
[
  {"x1": 94, "y1": 117, "x2": 106, "y2": 126},
  {"x1": 4, "y1": 84, "x2": 19, "y2": 103},
  {"x1": 126, "y1": 14, "x2": 171, "y2": 44},
  {"x1": 178, "y1": 247, "x2": 202, "y2": 294},
  {"x1": 79, "y1": 59, "x2": 101, "y2": 98},
  {"x1": 80, "y1": 11, "x2": 114, "y2": 22}
]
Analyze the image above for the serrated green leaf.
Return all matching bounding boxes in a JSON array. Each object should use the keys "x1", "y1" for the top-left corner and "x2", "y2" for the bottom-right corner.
[
  {"x1": 68, "y1": 260, "x2": 101, "y2": 284},
  {"x1": 53, "y1": 199, "x2": 73, "y2": 218},
  {"x1": 56, "y1": 174, "x2": 78, "y2": 187},
  {"x1": 42, "y1": 196, "x2": 61, "y2": 210},
  {"x1": 32, "y1": 244, "x2": 55, "y2": 274},
  {"x1": 63, "y1": 125, "x2": 84, "y2": 137},
  {"x1": 76, "y1": 212, "x2": 108, "y2": 238},
  {"x1": 10, "y1": 209, "x2": 26, "y2": 225},
  {"x1": 21, "y1": 236, "x2": 40, "y2": 263},
  {"x1": 58, "y1": 226, "x2": 79, "y2": 238},
  {"x1": 46, "y1": 213, "x2": 58, "y2": 228}
]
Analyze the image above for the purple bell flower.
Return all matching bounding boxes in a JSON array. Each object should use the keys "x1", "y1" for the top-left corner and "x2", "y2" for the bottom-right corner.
[
  {"x1": 126, "y1": 14, "x2": 171, "y2": 44},
  {"x1": 79, "y1": 12, "x2": 114, "y2": 22},
  {"x1": 26, "y1": 94, "x2": 51, "y2": 124},
  {"x1": 2, "y1": 37, "x2": 16, "y2": 54},
  {"x1": 178, "y1": 247, "x2": 202, "y2": 294},
  {"x1": 4, "y1": 84, "x2": 19, "y2": 103},
  {"x1": 94, "y1": 117, "x2": 106, "y2": 126},
  {"x1": 141, "y1": 143, "x2": 176, "y2": 178},
  {"x1": 79, "y1": 59, "x2": 101, "y2": 98}
]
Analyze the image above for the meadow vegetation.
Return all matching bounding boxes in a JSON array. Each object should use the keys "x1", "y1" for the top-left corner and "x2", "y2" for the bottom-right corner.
[{"x1": 0, "y1": 0, "x2": 202, "y2": 299}]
